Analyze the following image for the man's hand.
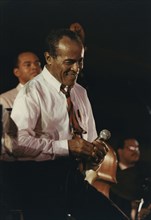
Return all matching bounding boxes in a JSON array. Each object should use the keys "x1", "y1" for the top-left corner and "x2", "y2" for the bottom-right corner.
[
  {"x1": 92, "y1": 139, "x2": 109, "y2": 164},
  {"x1": 138, "y1": 204, "x2": 151, "y2": 220},
  {"x1": 68, "y1": 136, "x2": 108, "y2": 163}
]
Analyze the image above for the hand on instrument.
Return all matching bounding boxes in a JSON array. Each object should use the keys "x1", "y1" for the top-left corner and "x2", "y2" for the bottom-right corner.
[
  {"x1": 68, "y1": 136, "x2": 108, "y2": 162},
  {"x1": 68, "y1": 135, "x2": 97, "y2": 160},
  {"x1": 91, "y1": 139, "x2": 109, "y2": 164}
]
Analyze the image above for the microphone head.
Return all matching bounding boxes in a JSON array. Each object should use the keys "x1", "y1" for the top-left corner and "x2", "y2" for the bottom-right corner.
[{"x1": 99, "y1": 129, "x2": 111, "y2": 140}]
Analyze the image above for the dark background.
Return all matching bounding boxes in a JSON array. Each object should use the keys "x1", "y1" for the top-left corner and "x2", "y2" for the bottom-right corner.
[{"x1": 0, "y1": 0, "x2": 151, "y2": 161}]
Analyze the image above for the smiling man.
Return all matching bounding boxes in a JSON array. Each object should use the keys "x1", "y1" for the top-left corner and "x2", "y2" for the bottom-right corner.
[{"x1": 10, "y1": 29, "x2": 128, "y2": 220}]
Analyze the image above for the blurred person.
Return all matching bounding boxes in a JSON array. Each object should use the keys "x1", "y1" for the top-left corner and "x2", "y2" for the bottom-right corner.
[
  {"x1": 110, "y1": 136, "x2": 151, "y2": 220},
  {"x1": 69, "y1": 22, "x2": 85, "y2": 45},
  {"x1": 0, "y1": 104, "x2": 22, "y2": 219},
  {"x1": 138, "y1": 204, "x2": 151, "y2": 220},
  {"x1": 137, "y1": 177, "x2": 151, "y2": 220},
  {"x1": 69, "y1": 22, "x2": 88, "y2": 89},
  {"x1": 0, "y1": 51, "x2": 41, "y2": 219},
  {"x1": 10, "y1": 28, "x2": 128, "y2": 220},
  {"x1": 0, "y1": 51, "x2": 41, "y2": 109}
]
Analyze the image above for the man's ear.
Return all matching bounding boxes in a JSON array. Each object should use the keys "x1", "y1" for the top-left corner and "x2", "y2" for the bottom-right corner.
[
  {"x1": 117, "y1": 148, "x2": 122, "y2": 157},
  {"x1": 13, "y1": 68, "x2": 20, "y2": 77},
  {"x1": 44, "y1": 52, "x2": 52, "y2": 64}
]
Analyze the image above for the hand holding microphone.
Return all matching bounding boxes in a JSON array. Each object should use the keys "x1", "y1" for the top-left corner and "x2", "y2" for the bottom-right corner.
[{"x1": 91, "y1": 129, "x2": 111, "y2": 165}]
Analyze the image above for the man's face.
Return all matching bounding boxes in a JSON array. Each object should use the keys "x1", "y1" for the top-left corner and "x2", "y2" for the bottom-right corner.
[
  {"x1": 45, "y1": 36, "x2": 84, "y2": 87},
  {"x1": 14, "y1": 52, "x2": 41, "y2": 84},
  {"x1": 118, "y1": 139, "x2": 140, "y2": 165}
]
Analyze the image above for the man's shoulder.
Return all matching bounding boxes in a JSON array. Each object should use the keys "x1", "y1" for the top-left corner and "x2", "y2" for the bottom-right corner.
[
  {"x1": 74, "y1": 82, "x2": 86, "y2": 92},
  {"x1": 23, "y1": 74, "x2": 44, "y2": 93},
  {"x1": 0, "y1": 87, "x2": 18, "y2": 97},
  {"x1": 0, "y1": 87, "x2": 19, "y2": 108}
]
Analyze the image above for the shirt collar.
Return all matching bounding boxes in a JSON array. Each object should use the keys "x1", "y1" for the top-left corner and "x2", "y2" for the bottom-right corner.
[
  {"x1": 16, "y1": 83, "x2": 24, "y2": 91},
  {"x1": 119, "y1": 162, "x2": 135, "y2": 170},
  {"x1": 42, "y1": 66, "x2": 61, "y2": 93}
]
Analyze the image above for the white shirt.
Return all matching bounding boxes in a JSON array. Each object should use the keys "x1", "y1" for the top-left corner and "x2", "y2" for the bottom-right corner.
[
  {"x1": 11, "y1": 66, "x2": 98, "y2": 161},
  {"x1": 0, "y1": 105, "x2": 17, "y2": 161},
  {"x1": 0, "y1": 83, "x2": 24, "y2": 109}
]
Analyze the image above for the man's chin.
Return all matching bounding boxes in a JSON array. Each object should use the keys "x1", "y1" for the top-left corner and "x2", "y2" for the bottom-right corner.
[{"x1": 64, "y1": 79, "x2": 77, "y2": 87}]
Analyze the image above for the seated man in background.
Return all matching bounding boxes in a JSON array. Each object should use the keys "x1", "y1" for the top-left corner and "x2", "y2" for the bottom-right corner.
[
  {"x1": 0, "y1": 51, "x2": 41, "y2": 108},
  {"x1": 110, "y1": 136, "x2": 151, "y2": 220}
]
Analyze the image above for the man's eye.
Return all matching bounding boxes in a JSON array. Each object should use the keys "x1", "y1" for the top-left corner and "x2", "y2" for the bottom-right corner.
[
  {"x1": 23, "y1": 63, "x2": 31, "y2": 67},
  {"x1": 64, "y1": 61, "x2": 74, "y2": 65},
  {"x1": 79, "y1": 60, "x2": 83, "y2": 65},
  {"x1": 36, "y1": 61, "x2": 41, "y2": 66},
  {"x1": 23, "y1": 61, "x2": 41, "y2": 68}
]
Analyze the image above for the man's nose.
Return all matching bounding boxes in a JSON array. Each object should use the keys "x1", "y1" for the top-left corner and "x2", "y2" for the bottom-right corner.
[
  {"x1": 31, "y1": 63, "x2": 37, "y2": 69},
  {"x1": 70, "y1": 62, "x2": 80, "y2": 73}
]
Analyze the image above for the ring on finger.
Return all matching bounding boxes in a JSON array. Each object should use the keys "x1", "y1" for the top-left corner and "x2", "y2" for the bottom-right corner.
[
  {"x1": 92, "y1": 151, "x2": 96, "y2": 157},
  {"x1": 92, "y1": 146, "x2": 97, "y2": 157},
  {"x1": 93, "y1": 146, "x2": 97, "y2": 152}
]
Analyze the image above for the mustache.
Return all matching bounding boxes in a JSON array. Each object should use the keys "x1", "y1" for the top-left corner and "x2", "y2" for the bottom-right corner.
[{"x1": 65, "y1": 71, "x2": 79, "y2": 76}]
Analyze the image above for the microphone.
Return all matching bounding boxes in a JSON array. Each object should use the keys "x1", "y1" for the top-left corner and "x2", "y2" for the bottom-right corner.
[
  {"x1": 91, "y1": 129, "x2": 111, "y2": 164},
  {"x1": 97, "y1": 129, "x2": 111, "y2": 141}
]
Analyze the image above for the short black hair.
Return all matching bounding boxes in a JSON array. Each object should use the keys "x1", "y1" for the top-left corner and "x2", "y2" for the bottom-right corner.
[
  {"x1": 117, "y1": 135, "x2": 139, "y2": 150},
  {"x1": 45, "y1": 28, "x2": 83, "y2": 58},
  {"x1": 13, "y1": 51, "x2": 38, "y2": 68}
]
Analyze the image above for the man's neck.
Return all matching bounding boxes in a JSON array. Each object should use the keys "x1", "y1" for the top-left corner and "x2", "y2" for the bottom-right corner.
[{"x1": 119, "y1": 161, "x2": 135, "y2": 170}]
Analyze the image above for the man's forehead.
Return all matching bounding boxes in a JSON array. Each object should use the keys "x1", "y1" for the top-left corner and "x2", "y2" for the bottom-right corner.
[
  {"x1": 58, "y1": 36, "x2": 83, "y2": 51},
  {"x1": 124, "y1": 139, "x2": 139, "y2": 147},
  {"x1": 19, "y1": 52, "x2": 38, "y2": 61}
]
